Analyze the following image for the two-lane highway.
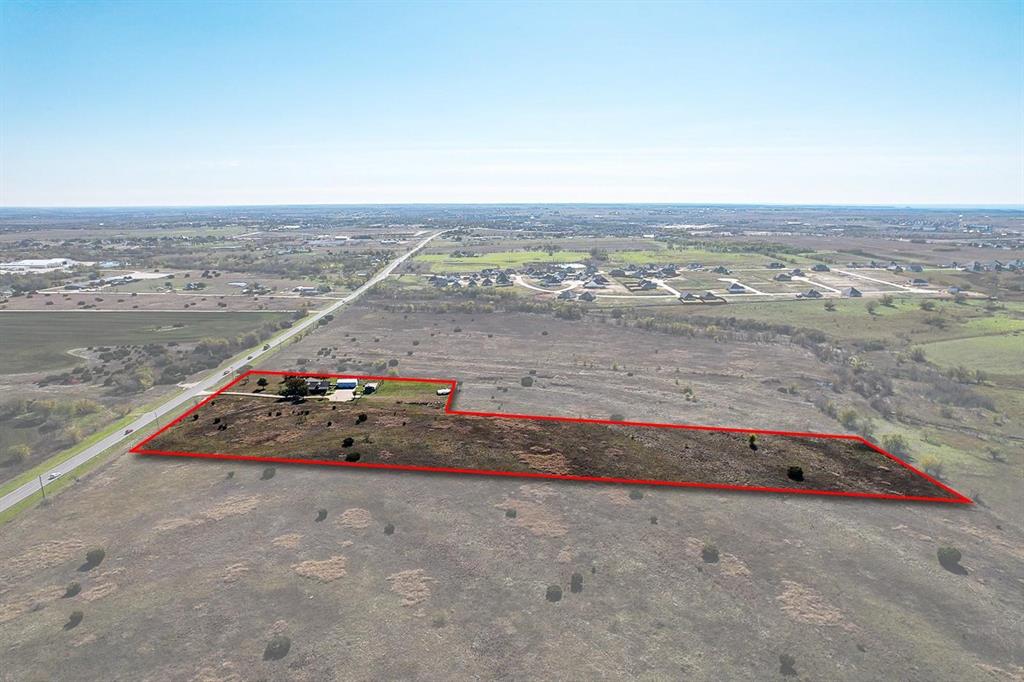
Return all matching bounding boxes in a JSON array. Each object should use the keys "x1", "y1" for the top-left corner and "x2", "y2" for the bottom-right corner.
[{"x1": 0, "y1": 230, "x2": 445, "y2": 514}]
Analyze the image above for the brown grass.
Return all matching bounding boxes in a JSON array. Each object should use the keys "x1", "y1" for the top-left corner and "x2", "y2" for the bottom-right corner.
[{"x1": 292, "y1": 556, "x2": 348, "y2": 582}]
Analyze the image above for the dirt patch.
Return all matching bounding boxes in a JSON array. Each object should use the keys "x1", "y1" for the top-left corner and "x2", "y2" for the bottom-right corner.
[
  {"x1": 776, "y1": 580, "x2": 846, "y2": 627},
  {"x1": 1, "y1": 538, "x2": 85, "y2": 581},
  {"x1": 79, "y1": 581, "x2": 118, "y2": 602},
  {"x1": 222, "y1": 563, "x2": 250, "y2": 584},
  {"x1": 203, "y1": 495, "x2": 261, "y2": 521},
  {"x1": 272, "y1": 533, "x2": 303, "y2": 549},
  {"x1": 516, "y1": 449, "x2": 571, "y2": 475},
  {"x1": 386, "y1": 569, "x2": 434, "y2": 606},
  {"x1": 494, "y1": 498, "x2": 568, "y2": 538},
  {"x1": 154, "y1": 517, "x2": 203, "y2": 533},
  {"x1": 337, "y1": 508, "x2": 373, "y2": 529},
  {"x1": 292, "y1": 556, "x2": 348, "y2": 582},
  {"x1": 0, "y1": 584, "x2": 64, "y2": 624}
]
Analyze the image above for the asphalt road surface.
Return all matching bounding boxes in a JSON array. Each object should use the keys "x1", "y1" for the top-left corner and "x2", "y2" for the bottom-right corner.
[{"x1": 0, "y1": 230, "x2": 445, "y2": 514}]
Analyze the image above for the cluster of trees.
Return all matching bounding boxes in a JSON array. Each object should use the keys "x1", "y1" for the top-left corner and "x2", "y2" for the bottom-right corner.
[{"x1": 0, "y1": 398, "x2": 106, "y2": 467}]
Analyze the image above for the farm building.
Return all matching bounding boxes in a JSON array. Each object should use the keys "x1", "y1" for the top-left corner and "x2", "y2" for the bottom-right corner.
[{"x1": 305, "y1": 378, "x2": 331, "y2": 393}]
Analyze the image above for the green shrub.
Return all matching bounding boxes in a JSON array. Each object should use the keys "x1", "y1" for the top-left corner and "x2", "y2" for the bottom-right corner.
[
  {"x1": 701, "y1": 543, "x2": 719, "y2": 564},
  {"x1": 64, "y1": 610, "x2": 84, "y2": 630},
  {"x1": 570, "y1": 573, "x2": 583, "y2": 593},
  {"x1": 263, "y1": 634, "x2": 291, "y2": 661},
  {"x1": 63, "y1": 582, "x2": 81, "y2": 598},
  {"x1": 937, "y1": 546, "x2": 964, "y2": 573},
  {"x1": 84, "y1": 548, "x2": 105, "y2": 568},
  {"x1": 545, "y1": 585, "x2": 562, "y2": 602}
]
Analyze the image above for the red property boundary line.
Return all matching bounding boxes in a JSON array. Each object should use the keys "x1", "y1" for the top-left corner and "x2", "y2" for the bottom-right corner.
[{"x1": 132, "y1": 370, "x2": 972, "y2": 505}]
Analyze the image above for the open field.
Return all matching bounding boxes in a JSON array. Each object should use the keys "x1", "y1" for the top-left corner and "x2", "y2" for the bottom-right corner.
[
  {"x1": 414, "y1": 250, "x2": 591, "y2": 272},
  {"x1": 0, "y1": 312, "x2": 289, "y2": 373},
  {"x1": 0, "y1": 290, "x2": 310, "y2": 313},
  {"x1": 0, "y1": 205, "x2": 1021, "y2": 680},
  {"x1": 138, "y1": 374, "x2": 961, "y2": 502},
  {"x1": 0, "y1": 366, "x2": 1018, "y2": 681},
  {"x1": 922, "y1": 333, "x2": 1024, "y2": 377}
]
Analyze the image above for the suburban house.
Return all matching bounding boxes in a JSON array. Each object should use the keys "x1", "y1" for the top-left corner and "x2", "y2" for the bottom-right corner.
[
  {"x1": 774, "y1": 273, "x2": 793, "y2": 282},
  {"x1": 712, "y1": 265, "x2": 731, "y2": 274},
  {"x1": 841, "y1": 287, "x2": 863, "y2": 297},
  {"x1": 637, "y1": 279, "x2": 658, "y2": 291},
  {"x1": 578, "y1": 291, "x2": 596, "y2": 302},
  {"x1": 727, "y1": 282, "x2": 747, "y2": 293},
  {"x1": 803, "y1": 289, "x2": 823, "y2": 298},
  {"x1": 811, "y1": 263, "x2": 830, "y2": 272},
  {"x1": 557, "y1": 290, "x2": 576, "y2": 300},
  {"x1": 909, "y1": 278, "x2": 929, "y2": 286}
]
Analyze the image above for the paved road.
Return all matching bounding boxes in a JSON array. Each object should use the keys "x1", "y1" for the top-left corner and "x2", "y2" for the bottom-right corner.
[{"x1": 0, "y1": 230, "x2": 445, "y2": 514}]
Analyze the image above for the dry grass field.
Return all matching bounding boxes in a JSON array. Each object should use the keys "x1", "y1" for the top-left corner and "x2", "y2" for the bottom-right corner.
[
  {"x1": 1, "y1": 296, "x2": 1021, "y2": 681},
  {"x1": 140, "y1": 375, "x2": 959, "y2": 501}
]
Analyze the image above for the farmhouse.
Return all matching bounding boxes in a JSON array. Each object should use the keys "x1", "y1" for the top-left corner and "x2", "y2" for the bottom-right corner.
[{"x1": 305, "y1": 378, "x2": 331, "y2": 393}]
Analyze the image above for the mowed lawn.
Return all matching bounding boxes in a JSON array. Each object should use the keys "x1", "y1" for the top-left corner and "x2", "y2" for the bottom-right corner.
[{"x1": 0, "y1": 311, "x2": 289, "y2": 373}]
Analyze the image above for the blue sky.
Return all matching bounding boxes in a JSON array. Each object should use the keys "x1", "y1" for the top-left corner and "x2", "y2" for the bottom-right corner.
[{"x1": 1, "y1": 0, "x2": 1021, "y2": 206}]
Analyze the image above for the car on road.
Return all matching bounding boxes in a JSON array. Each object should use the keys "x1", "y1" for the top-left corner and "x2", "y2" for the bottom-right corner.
[
  {"x1": 47, "y1": 472, "x2": 61, "y2": 481},
  {"x1": 124, "y1": 428, "x2": 134, "y2": 435}
]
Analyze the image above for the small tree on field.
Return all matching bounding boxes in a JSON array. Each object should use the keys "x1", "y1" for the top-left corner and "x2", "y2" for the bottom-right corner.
[
  {"x1": 64, "y1": 610, "x2": 84, "y2": 630},
  {"x1": 84, "y1": 548, "x2": 105, "y2": 569},
  {"x1": 263, "y1": 634, "x2": 291, "y2": 661},
  {"x1": 937, "y1": 546, "x2": 965, "y2": 573},
  {"x1": 279, "y1": 377, "x2": 308, "y2": 397},
  {"x1": 257, "y1": 377, "x2": 268, "y2": 387}
]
